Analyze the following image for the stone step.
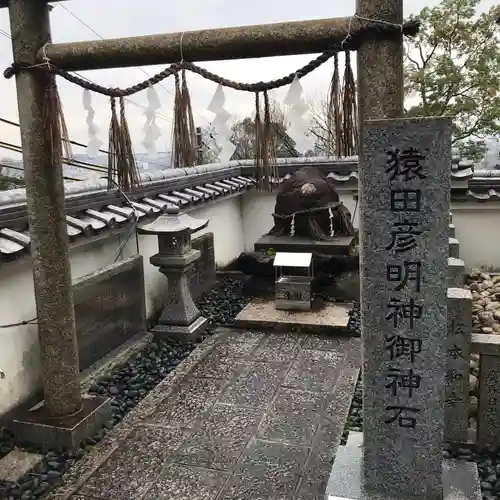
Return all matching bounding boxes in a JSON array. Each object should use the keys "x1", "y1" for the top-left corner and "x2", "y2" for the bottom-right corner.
[
  {"x1": 234, "y1": 299, "x2": 352, "y2": 335},
  {"x1": 449, "y1": 237, "x2": 460, "y2": 258},
  {"x1": 449, "y1": 223, "x2": 456, "y2": 238}
]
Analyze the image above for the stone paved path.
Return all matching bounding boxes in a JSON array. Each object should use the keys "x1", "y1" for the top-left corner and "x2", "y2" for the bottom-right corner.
[{"x1": 45, "y1": 328, "x2": 361, "y2": 500}]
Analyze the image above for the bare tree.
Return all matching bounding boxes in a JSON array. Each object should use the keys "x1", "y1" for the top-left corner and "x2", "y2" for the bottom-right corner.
[{"x1": 308, "y1": 97, "x2": 335, "y2": 155}]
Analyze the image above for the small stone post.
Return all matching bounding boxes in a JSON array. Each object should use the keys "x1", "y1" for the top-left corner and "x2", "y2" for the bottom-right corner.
[
  {"x1": 445, "y1": 288, "x2": 472, "y2": 443},
  {"x1": 448, "y1": 257, "x2": 465, "y2": 288},
  {"x1": 471, "y1": 334, "x2": 500, "y2": 445},
  {"x1": 449, "y1": 238, "x2": 460, "y2": 259},
  {"x1": 444, "y1": 227, "x2": 470, "y2": 443},
  {"x1": 8, "y1": 0, "x2": 81, "y2": 417},
  {"x1": 138, "y1": 206, "x2": 209, "y2": 341}
]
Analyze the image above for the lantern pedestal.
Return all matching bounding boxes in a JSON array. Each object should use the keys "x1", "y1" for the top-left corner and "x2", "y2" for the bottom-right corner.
[
  {"x1": 151, "y1": 251, "x2": 208, "y2": 341},
  {"x1": 138, "y1": 206, "x2": 210, "y2": 343},
  {"x1": 153, "y1": 316, "x2": 208, "y2": 339}
]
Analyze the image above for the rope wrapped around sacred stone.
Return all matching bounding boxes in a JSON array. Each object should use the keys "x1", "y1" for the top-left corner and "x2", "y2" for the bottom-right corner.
[{"x1": 271, "y1": 201, "x2": 344, "y2": 220}]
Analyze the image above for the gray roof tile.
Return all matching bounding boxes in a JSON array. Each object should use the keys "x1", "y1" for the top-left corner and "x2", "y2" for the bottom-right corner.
[{"x1": 0, "y1": 175, "x2": 255, "y2": 261}]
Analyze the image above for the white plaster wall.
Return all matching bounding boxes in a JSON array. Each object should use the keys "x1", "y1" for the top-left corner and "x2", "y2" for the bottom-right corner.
[
  {"x1": 0, "y1": 196, "x2": 244, "y2": 415},
  {"x1": 240, "y1": 190, "x2": 359, "y2": 251},
  {"x1": 451, "y1": 202, "x2": 500, "y2": 270}
]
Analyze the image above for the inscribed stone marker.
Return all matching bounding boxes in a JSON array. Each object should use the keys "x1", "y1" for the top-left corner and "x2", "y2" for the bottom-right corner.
[
  {"x1": 360, "y1": 117, "x2": 452, "y2": 499},
  {"x1": 478, "y1": 354, "x2": 500, "y2": 444},
  {"x1": 471, "y1": 334, "x2": 500, "y2": 444},
  {"x1": 448, "y1": 257, "x2": 465, "y2": 288},
  {"x1": 445, "y1": 288, "x2": 471, "y2": 443}
]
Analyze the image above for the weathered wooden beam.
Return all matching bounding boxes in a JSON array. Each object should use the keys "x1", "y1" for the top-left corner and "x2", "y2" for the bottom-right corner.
[{"x1": 40, "y1": 16, "x2": 357, "y2": 71}]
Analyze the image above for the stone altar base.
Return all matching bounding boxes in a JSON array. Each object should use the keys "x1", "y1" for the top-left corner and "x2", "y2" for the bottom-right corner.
[
  {"x1": 152, "y1": 315, "x2": 208, "y2": 343},
  {"x1": 254, "y1": 234, "x2": 355, "y2": 256},
  {"x1": 326, "y1": 432, "x2": 481, "y2": 500},
  {"x1": 235, "y1": 298, "x2": 352, "y2": 335},
  {"x1": 7, "y1": 396, "x2": 112, "y2": 452}
]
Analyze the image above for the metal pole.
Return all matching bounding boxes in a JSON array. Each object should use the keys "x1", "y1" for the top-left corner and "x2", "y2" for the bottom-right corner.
[
  {"x1": 40, "y1": 16, "x2": 356, "y2": 71},
  {"x1": 8, "y1": 0, "x2": 82, "y2": 417}
]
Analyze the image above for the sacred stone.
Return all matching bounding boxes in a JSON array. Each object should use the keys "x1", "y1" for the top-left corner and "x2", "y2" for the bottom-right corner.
[
  {"x1": 268, "y1": 166, "x2": 354, "y2": 239},
  {"x1": 445, "y1": 288, "x2": 471, "y2": 443},
  {"x1": 359, "y1": 117, "x2": 451, "y2": 499}
]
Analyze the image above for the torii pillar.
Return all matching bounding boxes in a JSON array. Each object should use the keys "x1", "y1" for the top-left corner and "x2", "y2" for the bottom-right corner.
[{"x1": 5, "y1": 0, "x2": 111, "y2": 451}]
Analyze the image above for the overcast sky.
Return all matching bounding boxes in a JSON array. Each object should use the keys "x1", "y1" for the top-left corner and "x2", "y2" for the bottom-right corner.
[{"x1": 0, "y1": 0, "x2": 495, "y2": 158}]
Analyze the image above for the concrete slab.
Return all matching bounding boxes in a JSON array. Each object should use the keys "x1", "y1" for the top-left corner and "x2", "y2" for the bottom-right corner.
[
  {"x1": 235, "y1": 299, "x2": 352, "y2": 335},
  {"x1": 326, "y1": 432, "x2": 481, "y2": 500},
  {"x1": 0, "y1": 448, "x2": 44, "y2": 482}
]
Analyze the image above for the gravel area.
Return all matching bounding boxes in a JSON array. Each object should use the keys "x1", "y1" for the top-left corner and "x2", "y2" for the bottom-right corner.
[
  {"x1": 468, "y1": 270, "x2": 500, "y2": 335},
  {"x1": 0, "y1": 277, "x2": 249, "y2": 500}
]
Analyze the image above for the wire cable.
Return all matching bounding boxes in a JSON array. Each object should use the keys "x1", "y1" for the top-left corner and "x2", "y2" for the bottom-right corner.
[
  {"x1": 0, "y1": 24, "x2": 174, "y2": 125},
  {"x1": 54, "y1": 3, "x2": 212, "y2": 128}
]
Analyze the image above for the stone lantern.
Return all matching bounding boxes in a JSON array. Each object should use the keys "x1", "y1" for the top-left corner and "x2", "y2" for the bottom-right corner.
[{"x1": 138, "y1": 205, "x2": 209, "y2": 341}]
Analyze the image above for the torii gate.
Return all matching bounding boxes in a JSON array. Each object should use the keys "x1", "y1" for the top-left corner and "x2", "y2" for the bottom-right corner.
[{"x1": 4, "y1": 0, "x2": 402, "y2": 449}]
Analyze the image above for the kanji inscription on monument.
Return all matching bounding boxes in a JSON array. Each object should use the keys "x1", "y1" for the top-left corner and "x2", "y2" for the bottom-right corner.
[{"x1": 360, "y1": 117, "x2": 452, "y2": 499}]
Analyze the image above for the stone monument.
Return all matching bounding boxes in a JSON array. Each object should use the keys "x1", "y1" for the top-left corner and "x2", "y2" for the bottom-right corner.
[
  {"x1": 326, "y1": 117, "x2": 481, "y2": 500},
  {"x1": 138, "y1": 206, "x2": 209, "y2": 342}
]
